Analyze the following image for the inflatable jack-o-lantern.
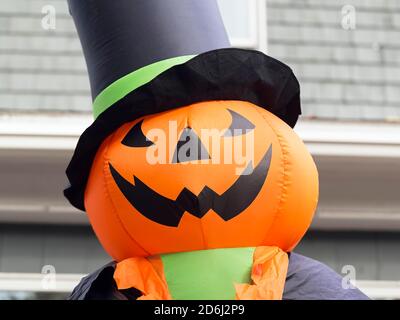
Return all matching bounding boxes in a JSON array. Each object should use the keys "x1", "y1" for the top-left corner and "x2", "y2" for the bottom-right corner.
[
  {"x1": 65, "y1": 0, "x2": 319, "y2": 300},
  {"x1": 85, "y1": 101, "x2": 318, "y2": 261}
]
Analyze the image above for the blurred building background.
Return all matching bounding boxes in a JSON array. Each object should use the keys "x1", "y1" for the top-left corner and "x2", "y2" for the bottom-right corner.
[{"x1": 0, "y1": 0, "x2": 399, "y2": 299}]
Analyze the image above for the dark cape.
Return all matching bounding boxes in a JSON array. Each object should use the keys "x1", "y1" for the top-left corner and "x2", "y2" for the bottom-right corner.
[{"x1": 68, "y1": 253, "x2": 369, "y2": 300}]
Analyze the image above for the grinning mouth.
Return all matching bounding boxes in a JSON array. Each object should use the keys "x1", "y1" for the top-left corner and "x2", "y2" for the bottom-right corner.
[{"x1": 109, "y1": 145, "x2": 272, "y2": 227}]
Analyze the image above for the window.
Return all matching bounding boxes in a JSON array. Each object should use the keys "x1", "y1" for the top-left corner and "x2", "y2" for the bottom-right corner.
[{"x1": 217, "y1": 0, "x2": 267, "y2": 52}]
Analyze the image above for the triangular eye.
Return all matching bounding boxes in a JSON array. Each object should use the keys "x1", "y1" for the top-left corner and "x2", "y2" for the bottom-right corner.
[
  {"x1": 122, "y1": 119, "x2": 154, "y2": 147},
  {"x1": 172, "y1": 127, "x2": 210, "y2": 163},
  {"x1": 224, "y1": 109, "x2": 255, "y2": 137}
]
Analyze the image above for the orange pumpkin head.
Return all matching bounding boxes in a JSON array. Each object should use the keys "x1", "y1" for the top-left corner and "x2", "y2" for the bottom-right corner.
[{"x1": 85, "y1": 100, "x2": 318, "y2": 261}]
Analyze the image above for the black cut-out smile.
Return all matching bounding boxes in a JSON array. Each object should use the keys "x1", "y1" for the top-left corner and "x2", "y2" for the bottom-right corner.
[{"x1": 109, "y1": 146, "x2": 272, "y2": 227}]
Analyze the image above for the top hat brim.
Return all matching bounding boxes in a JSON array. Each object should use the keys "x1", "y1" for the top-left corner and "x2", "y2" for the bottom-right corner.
[{"x1": 64, "y1": 48, "x2": 301, "y2": 211}]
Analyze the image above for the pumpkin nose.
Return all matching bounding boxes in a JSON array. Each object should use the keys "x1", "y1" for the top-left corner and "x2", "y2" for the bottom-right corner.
[{"x1": 172, "y1": 127, "x2": 210, "y2": 163}]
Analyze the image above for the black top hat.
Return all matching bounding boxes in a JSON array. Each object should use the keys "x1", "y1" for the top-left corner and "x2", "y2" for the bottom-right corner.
[{"x1": 65, "y1": 0, "x2": 301, "y2": 211}]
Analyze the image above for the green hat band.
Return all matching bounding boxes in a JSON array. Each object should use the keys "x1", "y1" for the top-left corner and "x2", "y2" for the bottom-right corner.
[{"x1": 92, "y1": 55, "x2": 195, "y2": 119}]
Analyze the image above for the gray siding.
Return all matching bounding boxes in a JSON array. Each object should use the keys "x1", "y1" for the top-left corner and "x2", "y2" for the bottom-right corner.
[
  {"x1": 297, "y1": 231, "x2": 400, "y2": 281},
  {"x1": 0, "y1": 224, "x2": 109, "y2": 274},
  {"x1": 0, "y1": 0, "x2": 91, "y2": 112},
  {"x1": 0, "y1": 224, "x2": 399, "y2": 281},
  {"x1": 1, "y1": 0, "x2": 400, "y2": 120},
  {"x1": 267, "y1": 0, "x2": 400, "y2": 121}
]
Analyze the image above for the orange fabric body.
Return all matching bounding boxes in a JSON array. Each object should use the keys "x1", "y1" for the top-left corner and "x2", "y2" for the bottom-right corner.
[
  {"x1": 113, "y1": 255, "x2": 171, "y2": 300},
  {"x1": 113, "y1": 246, "x2": 289, "y2": 300},
  {"x1": 235, "y1": 246, "x2": 289, "y2": 300}
]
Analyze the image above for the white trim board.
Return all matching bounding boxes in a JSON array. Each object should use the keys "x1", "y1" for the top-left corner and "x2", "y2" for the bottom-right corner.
[
  {"x1": 0, "y1": 272, "x2": 399, "y2": 300},
  {"x1": 0, "y1": 272, "x2": 86, "y2": 293},
  {"x1": 1, "y1": 114, "x2": 399, "y2": 158}
]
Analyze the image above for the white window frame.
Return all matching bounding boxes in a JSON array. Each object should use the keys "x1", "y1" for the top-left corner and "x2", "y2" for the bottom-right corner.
[{"x1": 218, "y1": 0, "x2": 268, "y2": 52}]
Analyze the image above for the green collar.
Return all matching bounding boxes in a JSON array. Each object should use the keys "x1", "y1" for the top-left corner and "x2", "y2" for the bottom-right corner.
[{"x1": 160, "y1": 247, "x2": 255, "y2": 300}]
